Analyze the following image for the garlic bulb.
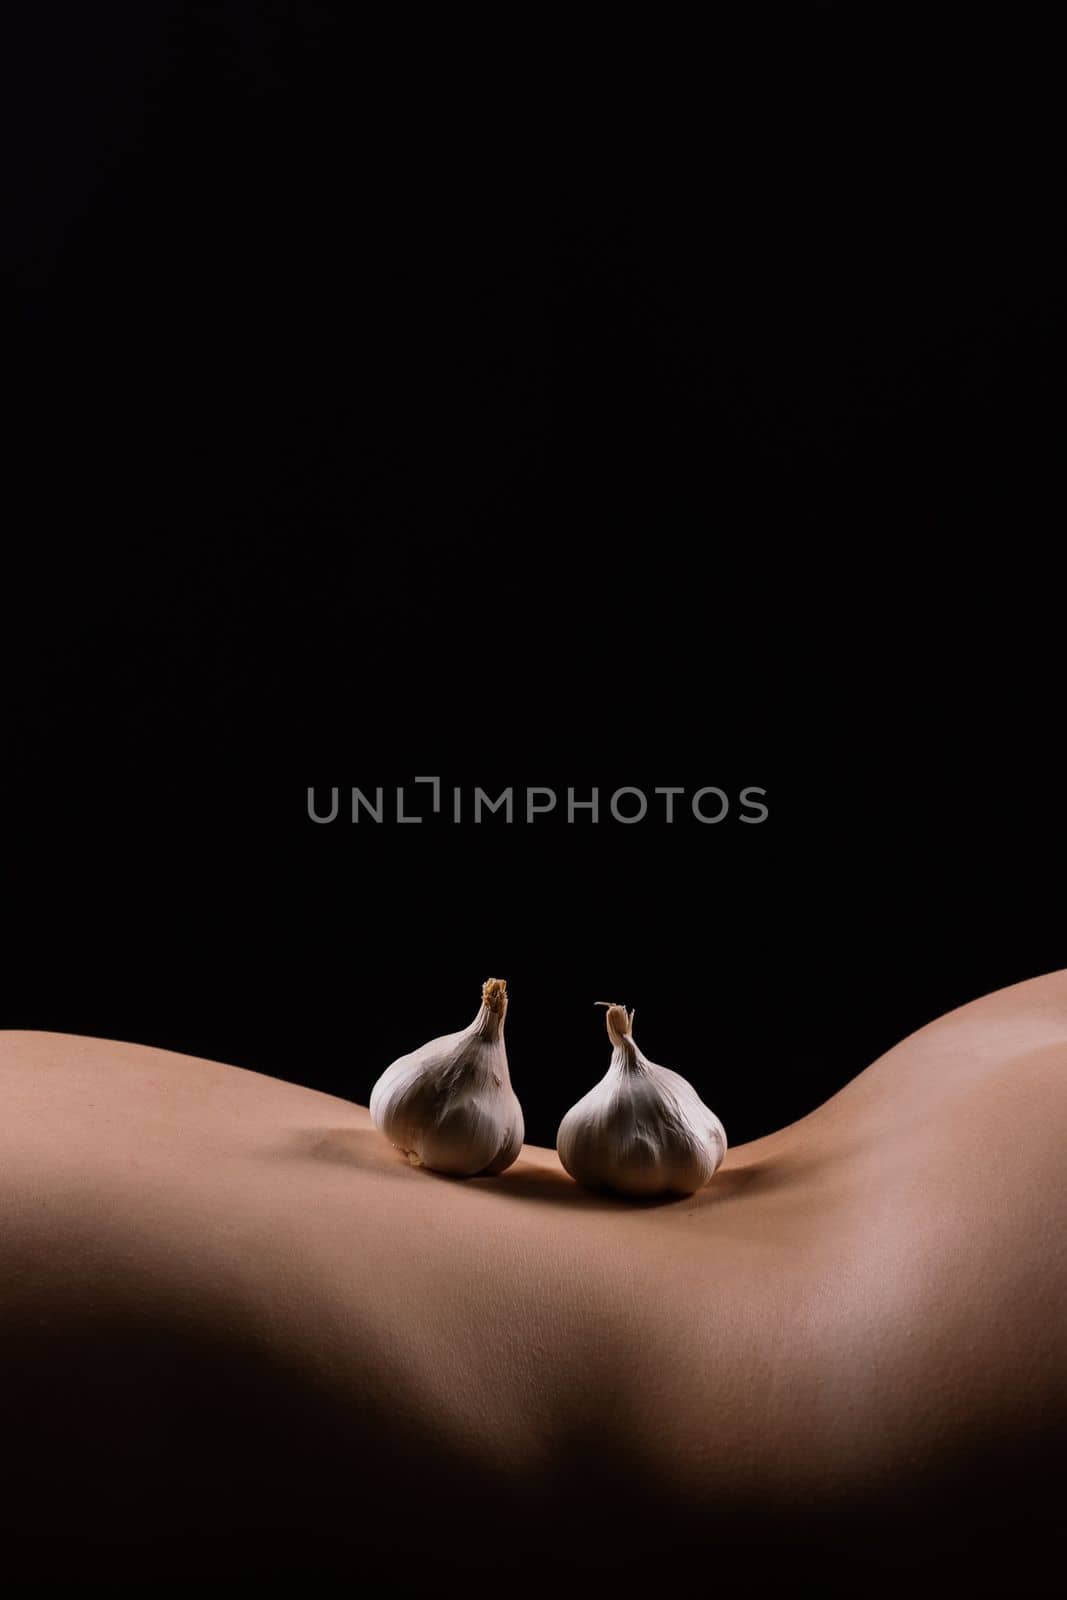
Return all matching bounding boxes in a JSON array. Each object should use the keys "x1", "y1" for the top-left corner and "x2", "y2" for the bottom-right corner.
[
  {"x1": 369, "y1": 978, "x2": 524, "y2": 1177},
  {"x1": 556, "y1": 1004, "x2": 726, "y2": 1197}
]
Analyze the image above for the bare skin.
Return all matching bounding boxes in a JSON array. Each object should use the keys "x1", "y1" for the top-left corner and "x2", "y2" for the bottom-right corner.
[{"x1": 1, "y1": 971, "x2": 1065, "y2": 1592}]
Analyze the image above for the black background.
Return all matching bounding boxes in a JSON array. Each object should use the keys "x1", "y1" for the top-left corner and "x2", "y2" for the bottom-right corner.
[{"x1": 3, "y1": 5, "x2": 1064, "y2": 1150}]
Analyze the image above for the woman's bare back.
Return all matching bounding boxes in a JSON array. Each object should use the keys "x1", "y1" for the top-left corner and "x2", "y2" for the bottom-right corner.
[{"x1": 1, "y1": 970, "x2": 1065, "y2": 1592}]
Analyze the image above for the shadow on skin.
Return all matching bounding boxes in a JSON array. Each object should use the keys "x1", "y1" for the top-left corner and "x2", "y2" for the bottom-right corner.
[{"x1": 282, "y1": 1126, "x2": 806, "y2": 1211}]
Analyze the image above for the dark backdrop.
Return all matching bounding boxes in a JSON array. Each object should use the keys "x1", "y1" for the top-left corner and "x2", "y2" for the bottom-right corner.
[{"x1": 3, "y1": 5, "x2": 1064, "y2": 1150}]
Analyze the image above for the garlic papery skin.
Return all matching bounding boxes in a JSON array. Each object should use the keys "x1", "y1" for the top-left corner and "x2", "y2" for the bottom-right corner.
[
  {"x1": 556, "y1": 1005, "x2": 727, "y2": 1198},
  {"x1": 369, "y1": 979, "x2": 524, "y2": 1177}
]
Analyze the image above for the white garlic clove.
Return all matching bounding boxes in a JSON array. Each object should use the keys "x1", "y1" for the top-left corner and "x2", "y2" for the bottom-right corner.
[
  {"x1": 556, "y1": 1003, "x2": 727, "y2": 1198},
  {"x1": 369, "y1": 978, "x2": 524, "y2": 1177}
]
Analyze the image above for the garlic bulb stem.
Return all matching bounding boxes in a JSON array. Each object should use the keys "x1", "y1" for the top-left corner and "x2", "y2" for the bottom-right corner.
[
  {"x1": 604, "y1": 1003, "x2": 635, "y2": 1054},
  {"x1": 472, "y1": 978, "x2": 507, "y2": 1042}
]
